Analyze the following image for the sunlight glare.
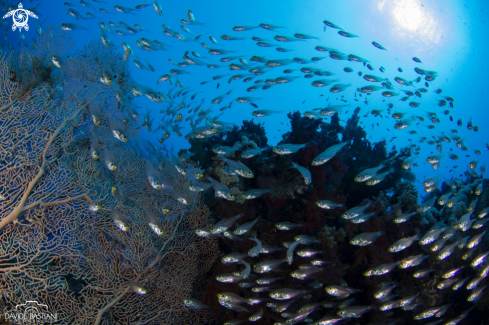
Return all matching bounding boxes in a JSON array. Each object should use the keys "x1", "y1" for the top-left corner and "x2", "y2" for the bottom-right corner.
[
  {"x1": 393, "y1": 0, "x2": 425, "y2": 31},
  {"x1": 378, "y1": 0, "x2": 441, "y2": 45}
]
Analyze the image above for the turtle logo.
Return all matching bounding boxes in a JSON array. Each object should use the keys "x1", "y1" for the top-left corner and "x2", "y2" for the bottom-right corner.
[{"x1": 2, "y1": 3, "x2": 38, "y2": 32}]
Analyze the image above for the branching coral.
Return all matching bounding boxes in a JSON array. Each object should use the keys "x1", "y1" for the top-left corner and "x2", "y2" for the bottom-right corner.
[{"x1": 0, "y1": 34, "x2": 218, "y2": 325}]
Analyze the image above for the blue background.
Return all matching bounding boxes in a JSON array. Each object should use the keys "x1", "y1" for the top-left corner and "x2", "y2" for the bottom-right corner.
[{"x1": 4, "y1": 0, "x2": 488, "y2": 199}]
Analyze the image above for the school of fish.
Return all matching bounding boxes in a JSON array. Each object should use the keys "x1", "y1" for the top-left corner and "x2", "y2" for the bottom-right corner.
[{"x1": 7, "y1": 0, "x2": 488, "y2": 324}]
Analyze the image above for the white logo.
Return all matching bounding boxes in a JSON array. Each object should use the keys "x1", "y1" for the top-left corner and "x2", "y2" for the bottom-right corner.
[
  {"x1": 2, "y1": 3, "x2": 38, "y2": 32},
  {"x1": 4, "y1": 300, "x2": 58, "y2": 324}
]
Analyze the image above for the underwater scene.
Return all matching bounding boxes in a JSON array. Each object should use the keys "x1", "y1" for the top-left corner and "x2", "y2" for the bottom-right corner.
[{"x1": 1, "y1": 0, "x2": 489, "y2": 324}]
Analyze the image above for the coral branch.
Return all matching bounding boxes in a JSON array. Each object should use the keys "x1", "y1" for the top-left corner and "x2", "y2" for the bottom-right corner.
[{"x1": 21, "y1": 193, "x2": 91, "y2": 212}]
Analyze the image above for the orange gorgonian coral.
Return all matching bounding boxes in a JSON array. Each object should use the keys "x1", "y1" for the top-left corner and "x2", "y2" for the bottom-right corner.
[{"x1": 0, "y1": 27, "x2": 218, "y2": 324}]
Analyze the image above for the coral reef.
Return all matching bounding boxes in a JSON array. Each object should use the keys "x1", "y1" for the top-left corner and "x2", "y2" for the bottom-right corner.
[
  {"x1": 221, "y1": 118, "x2": 268, "y2": 148},
  {"x1": 0, "y1": 34, "x2": 217, "y2": 325},
  {"x1": 318, "y1": 225, "x2": 347, "y2": 248}
]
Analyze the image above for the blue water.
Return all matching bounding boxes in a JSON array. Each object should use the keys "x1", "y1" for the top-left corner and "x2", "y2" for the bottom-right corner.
[
  {"x1": 6, "y1": 0, "x2": 485, "y2": 198},
  {"x1": 3, "y1": 0, "x2": 489, "y2": 323}
]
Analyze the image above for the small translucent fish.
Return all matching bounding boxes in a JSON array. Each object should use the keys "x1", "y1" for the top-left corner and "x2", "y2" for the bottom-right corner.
[
  {"x1": 207, "y1": 176, "x2": 236, "y2": 201},
  {"x1": 273, "y1": 143, "x2": 309, "y2": 155},
  {"x1": 468, "y1": 286, "x2": 486, "y2": 302},
  {"x1": 276, "y1": 222, "x2": 303, "y2": 231},
  {"x1": 358, "y1": 85, "x2": 384, "y2": 93},
  {"x1": 85, "y1": 197, "x2": 102, "y2": 212},
  {"x1": 243, "y1": 189, "x2": 271, "y2": 199},
  {"x1": 457, "y1": 211, "x2": 474, "y2": 231},
  {"x1": 393, "y1": 212, "x2": 416, "y2": 223},
  {"x1": 311, "y1": 142, "x2": 348, "y2": 165},
  {"x1": 372, "y1": 41, "x2": 386, "y2": 50},
  {"x1": 221, "y1": 253, "x2": 248, "y2": 264},
  {"x1": 296, "y1": 249, "x2": 321, "y2": 257},
  {"x1": 475, "y1": 182, "x2": 483, "y2": 195},
  {"x1": 473, "y1": 218, "x2": 489, "y2": 229},
  {"x1": 351, "y1": 212, "x2": 375, "y2": 223},
  {"x1": 144, "y1": 208, "x2": 165, "y2": 236},
  {"x1": 437, "y1": 192, "x2": 452, "y2": 206},
  {"x1": 294, "y1": 32, "x2": 319, "y2": 39},
  {"x1": 337, "y1": 305, "x2": 372, "y2": 318},
  {"x1": 285, "y1": 240, "x2": 301, "y2": 265},
  {"x1": 480, "y1": 264, "x2": 489, "y2": 277},
  {"x1": 374, "y1": 284, "x2": 396, "y2": 299},
  {"x1": 90, "y1": 135, "x2": 100, "y2": 161},
  {"x1": 478, "y1": 207, "x2": 489, "y2": 219},
  {"x1": 442, "y1": 267, "x2": 464, "y2": 279},
  {"x1": 316, "y1": 200, "x2": 344, "y2": 209},
  {"x1": 379, "y1": 299, "x2": 402, "y2": 311},
  {"x1": 274, "y1": 35, "x2": 305, "y2": 42},
  {"x1": 467, "y1": 230, "x2": 487, "y2": 249},
  {"x1": 452, "y1": 277, "x2": 470, "y2": 291},
  {"x1": 423, "y1": 174, "x2": 441, "y2": 187},
  {"x1": 290, "y1": 266, "x2": 322, "y2": 280},
  {"x1": 330, "y1": 83, "x2": 351, "y2": 93},
  {"x1": 426, "y1": 153, "x2": 446, "y2": 164},
  {"x1": 216, "y1": 273, "x2": 242, "y2": 283},
  {"x1": 232, "y1": 25, "x2": 258, "y2": 31},
  {"x1": 109, "y1": 117, "x2": 128, "y2": 143},
  {"x1": 325, "y1": 285, "x2": 361, "y2": 298},
  {"x1": 399, "y1": 293, "x2": 419, "y2": 307},
  {"x1": 241, "y1": 147, "x2": 269, "y2": 159},
  {"x1": 129, "y1": 282, "x2": 147, "y2": 295},
  {"x1": 210, "y1": 213, "x2": 243, "y2": 234},
  {"x1": 399, "y1": 254, "x2": 429, "y2": 269},
  {"x1": 419, "y1": 227, "x2": 446, "y2": 245},
  {"x1": 319, "y1": 104, "x2": 348, "y2": 116},
  {"x1": 462, "y1": 249, "x2": 476, "y2": 260},
  {"x1": 251, "y1": 109, "x2": 283, "y2": 117},
  {"x1": 223, "y1": 230, "x2": 244, "y2": 241},
  {"x1": 466, "y1": 276, "x2": 485, "y2": 290},
  {"x1": 256, "y1": 277, "x2": 282, "y2": 285},
  {"x1": 289, "y1": 162, "x2": 312, "y2": 185},
  {"x1": 104, "y1": 148, "x2": 117, "y2": 171},
  {"x1": 364, "y1": 262, "x2": 400, "y2": 276},
  {"x1": 315, "y1": 315, "x2": 344, "y2": 324},
  {"x1": 342, "y1": 203, "x2": 370, "y2": 219},
  {"x1": 470, "y1": 251, "x2": 489, "y2": 267},
  {"x1": 187, "y1": 183, "x2": 212, "y2": 192},
  {"x1": 388, "y1": 234, "x2": 419, "y2": 252},
  {"x1": 183, "y1": 298, "x2": 209, "y2": 310},
  {"x1": 217, "y1": 292, "x2": 252, "y2": 306},
  {"x1": 249, "y1": 308, "x2": 263, "y2": 322},
  {"x1": 437, "y1": 241, "x2": 460, "y2": 260},
  {"x1": 354, "y1": 164, "x2": 385, "y2": 182},
  {"x1": 350, "y1": 231, "x2": 383, "y2": 246},
  {"x1": 269, "y1": 288, "x2": 309, "y2": 300},
  {"x1": 60, "y1": 22, "x2": 88, "y2": 31},
  {"x1": 233, "y1": 218, "x2": 259, "y2": 235},
  {"x1": 248, "y1": 237, "x2": 263, "y2": 257},
  {"x1": 217, "y1": 155, "x2": 254, "y2": 178},
  {"x1": 413, "y1": 269, "x2": 434, "y2": 278},
  {"x1": 414, "y1": 306, "x2": 446, "y2": 320},
  {"x1": 323, "y1": 19, "x2": 342, "y2": 29},
  {"x1": 430, "y1": 236, "x2": 449, "y2": 252},
  {"x1": 219, "y1": 301, "x2": 249, "y2": 313}
]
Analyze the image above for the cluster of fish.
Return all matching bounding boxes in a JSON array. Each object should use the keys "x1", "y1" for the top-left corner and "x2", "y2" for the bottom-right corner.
[
  {"x1": 50, "y1": 0, "x2": 487, "y2": 182},
  {"x1": 8, "y1": 0, "x2": 488, "y2": 323},
  {"x1": 183, "y1": 171, "x2": 487, "y2": 324}
]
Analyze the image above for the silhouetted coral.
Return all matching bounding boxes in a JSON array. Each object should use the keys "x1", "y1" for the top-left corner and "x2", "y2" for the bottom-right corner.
[{"x1": 221, "y1": 118, "x2": 268, "y2": 148}]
